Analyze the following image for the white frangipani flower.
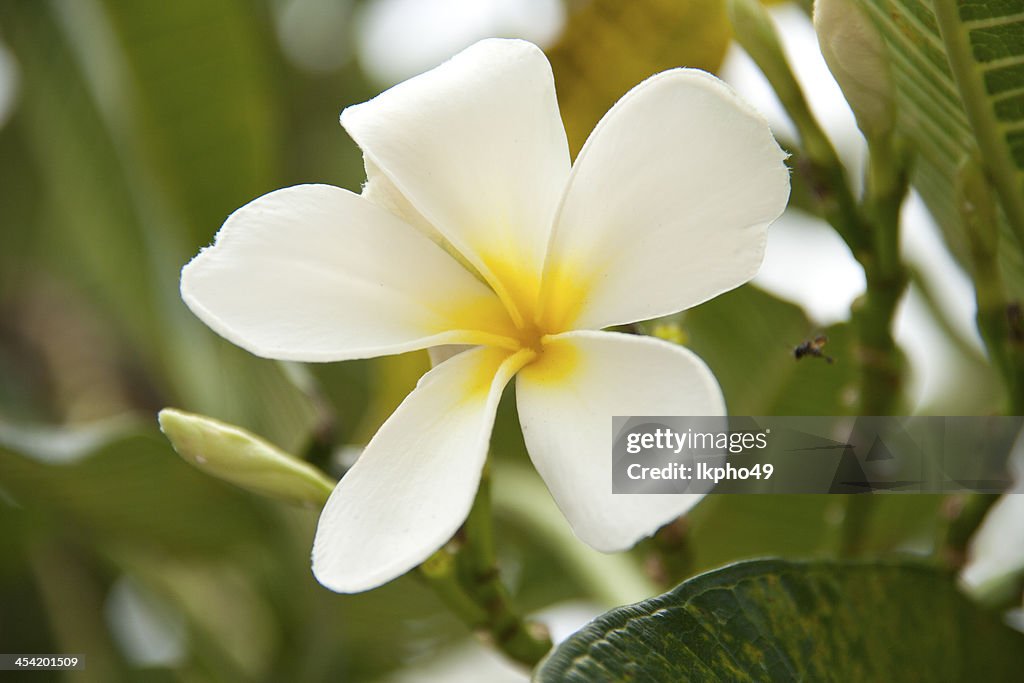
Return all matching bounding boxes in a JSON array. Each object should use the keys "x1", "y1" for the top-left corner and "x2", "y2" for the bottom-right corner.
[{"x1": 181, "y1": 39, "x2": 789, "y2": 593}]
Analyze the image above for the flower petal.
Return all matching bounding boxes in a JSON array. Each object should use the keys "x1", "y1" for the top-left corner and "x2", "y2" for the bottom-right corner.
[
  {"x1": 361, "y1": 157, "x2": 447, "y2": 250},
  {"x1": 539, "y1": 69, "x2": 790, "y2": 332},
  {"x1": 342, "y1": 38, "x2": 570, "y2": 324},
  {"x1": 515, "y1": 331, "x2": 725, "y2": 552},
  {"x1": 181, "y1": 184, "x2": 516, "y2": 362},
  {"x1": 312, "y1": 346, "x2": 527, "y2": 593},
  {"x1": 427, "y1": 344, "x2": 474, "y2": 367},
  {"x1": 361, "y1": 157, "x2": 483, "y2": 278}
]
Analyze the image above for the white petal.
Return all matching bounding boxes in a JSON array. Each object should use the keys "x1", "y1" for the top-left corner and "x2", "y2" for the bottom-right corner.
[
  {"x1": 516, "y1": 331, "x2": 725, "y2": 552},
  {"x1": 361, "y1": 157, "x2": 483, "y2": 279},
  {"x1": 539, "y1": 69, "x2": 790, "y2": 332},
  {"x1": 181, "y1": 184, "x2": 516, "y2": 362},
  {"x1": 428, "y1": 344, "x2": 474, "y2": 367},
  {"x1": 342, "y1": 38, "x2": 570, "y2": 323},
  {"x1": 361, "y1": 156, "x2": 446, "y2": 249},
  {"x1": 312, "y1": 346, "x2": 528, "y2": 593}
]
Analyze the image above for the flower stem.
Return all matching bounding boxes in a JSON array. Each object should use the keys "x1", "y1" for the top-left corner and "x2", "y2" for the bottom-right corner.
[
  {"x1": 491, "y1": 463, "x2": 658, "y2": 606},
  {"x1": 957, "y1": 155, "x2": 1024, "y2": 413},
  {"x1": 852, "y1": 134, "x2": 911, "y2": 415},
  {"x1": 727, "y1": 0, "x2": 868, "y2": 257},
  {"x1": 838, "y1": 494, "x2": 875, "y2": 558},
  {"x1": 644, "y1": 518, "x2": 696, "y2": 588},
  {"x1": 420, "y1": 467, "x2": 552, "y2": 668},
  {"x1": 728, "y1": 0, "x2": 912, "y2": 414}
]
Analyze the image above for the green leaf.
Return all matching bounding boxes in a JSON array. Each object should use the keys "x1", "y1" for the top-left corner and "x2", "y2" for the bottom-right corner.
[
  {"x1": 535, "y1": 559, "x2": 1024, "y2": 682},
  {"x1": 682, "y1": 285, "x2": 858, "y2": 415},
  {"x1": 97, "y1": 0, "x2": 280, "y2": 249},
  {"x1": 0, "y1": 419, "x2": 471, "y2": 681},
  {"x1": 932, "y1": 0, "x2": 1024, "y2": 238},
  {"x1": 0, "y1": 1, "x2": 318, "y2": 452},
  {"x1": 0, "y1": 423, "x2": 273, "y2": 555},
  {"x1": 687, "y1": 495, "x2": 944, "y2": 572},
  {"x1": 0, "y1": 415, "x2": 143, "y2": 465},
  {"x1": 158, "y1": 408, "x2": 335, "y2": 507},
  {"x1": 853, "y1": 0, "x2": 1024, "y2": 293}
]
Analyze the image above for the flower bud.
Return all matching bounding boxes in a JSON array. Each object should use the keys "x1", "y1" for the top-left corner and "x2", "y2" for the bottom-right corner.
[
  {"x1": 814, "y1": 0, "x2": 896, "y2": 139},
  {"x1": 158, "y1": 408, "x2": 335, "y2": 507}
]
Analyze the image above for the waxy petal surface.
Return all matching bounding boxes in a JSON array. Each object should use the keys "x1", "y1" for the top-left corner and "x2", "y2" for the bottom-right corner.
[
  {"x1": 342, "y1": 38, "x2": 570, "y2": 323},
  {"x1": 516, "y1": 331, "x2": 725, "y2": 551},
  {"x1": 540, "y1": 69, "x2": 790, "y2": 332},
  {"x1": 313, "y1": 346, "x2": 526, "y2": 592},
  {"x1": 182, "y1": 184, "x2": 515, "y2": 362}
]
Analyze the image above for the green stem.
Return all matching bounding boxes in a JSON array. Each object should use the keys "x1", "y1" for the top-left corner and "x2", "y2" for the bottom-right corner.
[
  {"x1": 491, "y1": 463, "x2": 659, "y2": 606},
  {"x1": 727, "y1": 0, "x2": 868, "y2": 258},
  {"x1": 728, "y1": 0, "x2": 911, "y2": 415},
  {"x1": 419, "y1": 549, "x2": 488, "y2": 626},
  {"x1": 460, "y1": 470, "x2": 552, "y2": 665},
  {"x1": 838, "y1": 494, "x2": 875, "y2": 558},
  {"x1": 645, "y1": 518, "x2": 696, "y2": 588},
  {"x1": 957, "y1": 155, "x2": 1024, "y2": 414},
  {"x1": 421, "y1": 468, "x2": 551, "y2": 668},
  {"x1": 853, "y1": 135, "x2": 911, "y2": 415}
]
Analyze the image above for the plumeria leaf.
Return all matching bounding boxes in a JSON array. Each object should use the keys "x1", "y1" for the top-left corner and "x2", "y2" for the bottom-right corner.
[
  {"x1": 688, "y1": 494, "x2": 945, "y2": 574},
  {"x1": 0, "y1": 1, "x2": 319, "y2": 453},
  {"x1": 932, "y1": 0, "x2": 1024, "y2": 239},
  {"x1": 0, "y1": 416, "x2": 144, "y2": 465},
  {"x1": 98, "y1": 0, "x2": 281, "y2": 249},
  {"x1": 158, "y1": 408, "x2": 335, "y2": 507},
  {"x1": 0, "y1": 422, "x2": 472, "y2": 680},
  {"x1": 0, "y1": 424, "x2": 270, "y2": 554},
  {"x1": 852, "y1": 0, "x2": 1024, "y2": 294},
  {"x1": 682, "y1": 285, "x2": 857, "y2": 415},
  {"x1": 0, "y1": 1, "x2": 168, "y2": 364},
  {"x1": 535, "y1": 559, "x2": 1024, "y2": 682}
]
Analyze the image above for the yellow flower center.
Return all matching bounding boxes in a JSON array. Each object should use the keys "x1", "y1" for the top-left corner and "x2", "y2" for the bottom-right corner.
[
  {"x1": 480, "y1": 254, "x2": 586, "y2": 384},
  {"x1": 451, "y1": 250, "x2": 585, "y2": 392}
]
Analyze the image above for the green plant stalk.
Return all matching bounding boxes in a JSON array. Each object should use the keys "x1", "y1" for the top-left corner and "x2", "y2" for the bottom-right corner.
[
  {"x1": 957, "y1": 155, "x2": 1024, "y2": 414},
  {"x1": 419, "y1": 548, "x2": 488, "y2": 626},
  {"x1": 727, "y1": 0, "x2": 869, "y2": 258},
  {"x1": 852, "y1": 135, "x2": 910, "y2": 415},
  {"x1": 838, "y1": 494, "x2": 875, "y2": 558},
  {"x1": 421, "y1": 469, "x2": 551, "y2": 668},
  {"x1": 491, "y1": 463, "x2": 659, "y2": 606},
  {"x1": 459, "y1": 470, "x2": 552, "y2": 666},
  {"x1": 646, "y1": 518, "x2": 696, "y2": 588},
  {"x1": 729, "y1": 0, "x2": 911, "y2": 415},
  {"x1": 975, "y1": 298, "x2": 1024, "y2": 415}
]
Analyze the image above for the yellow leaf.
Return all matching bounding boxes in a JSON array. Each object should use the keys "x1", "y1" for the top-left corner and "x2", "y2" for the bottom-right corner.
[{"x1": 548, "y1": 0, "x2": 731, "y2": 155}]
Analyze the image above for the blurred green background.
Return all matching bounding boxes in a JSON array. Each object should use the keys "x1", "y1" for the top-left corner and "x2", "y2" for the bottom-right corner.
[{"x1": 0, "y1": 0, "x2": 1005, "y2": 680}]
